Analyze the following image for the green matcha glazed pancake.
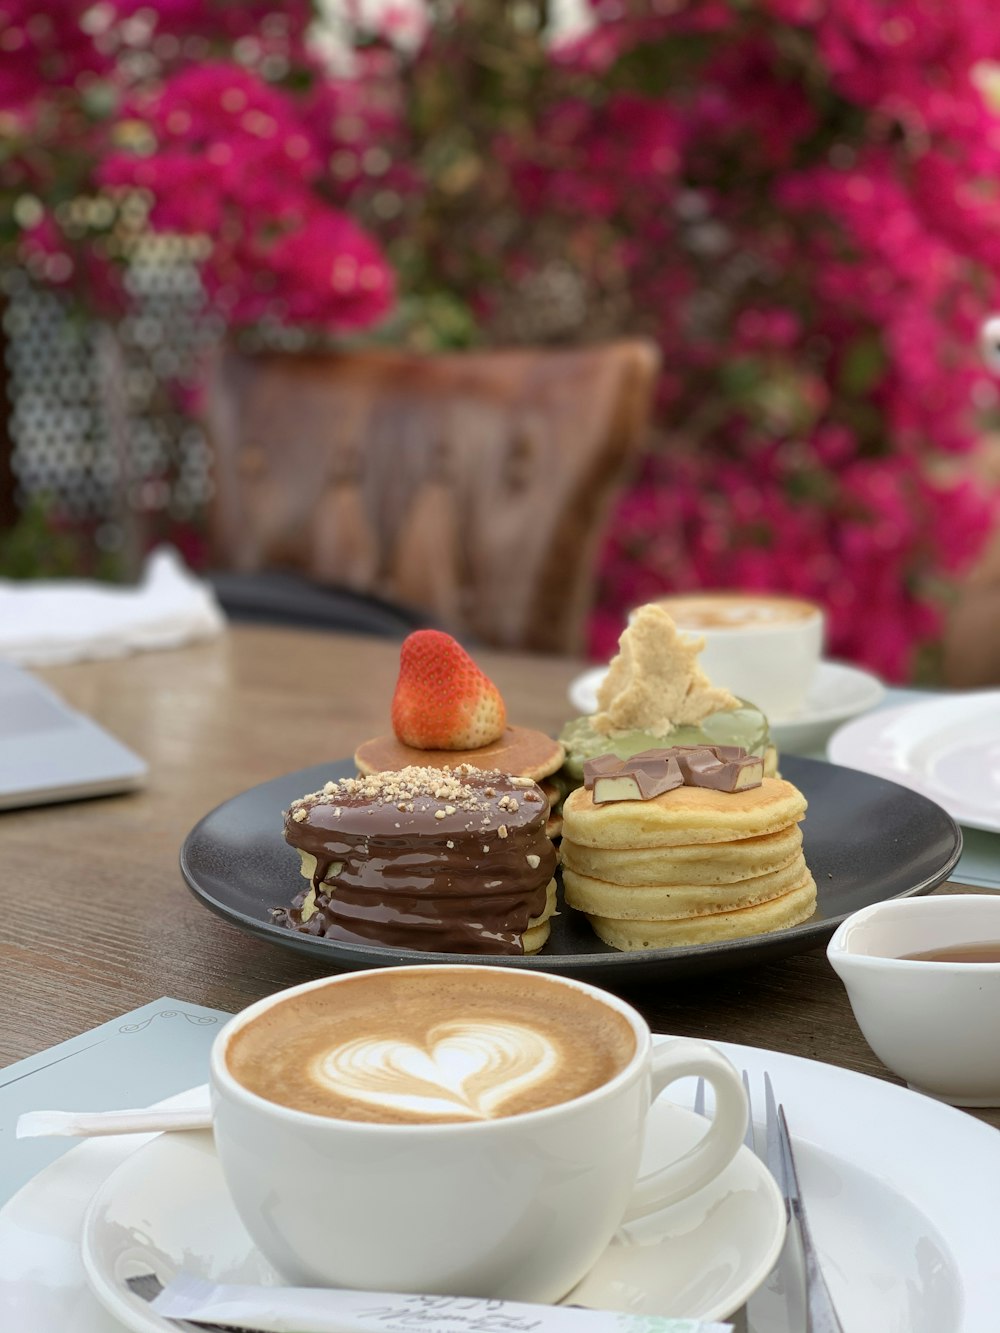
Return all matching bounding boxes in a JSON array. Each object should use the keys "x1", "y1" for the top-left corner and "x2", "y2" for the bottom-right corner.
[{"x1": 557, "y1": 604, "x2": 777, "y2": 802}]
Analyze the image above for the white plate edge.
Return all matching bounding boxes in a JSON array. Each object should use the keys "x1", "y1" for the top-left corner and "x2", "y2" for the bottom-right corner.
[{"x1": 827, "y1": 693, "x2": 1000, "y2": 832}]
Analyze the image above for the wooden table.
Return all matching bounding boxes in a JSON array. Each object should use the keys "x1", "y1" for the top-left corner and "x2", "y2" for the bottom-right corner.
[{"x1": 1, "y1": 624, "x2": 996, "y2": 1132}]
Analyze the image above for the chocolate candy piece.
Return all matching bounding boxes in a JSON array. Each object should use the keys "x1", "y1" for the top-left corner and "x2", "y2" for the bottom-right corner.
[
  {"x1": 709, "y1": 745, "x2": 746, "y2": 762},
  {"x1": 669, "y1": 743, "x2": 747, "y2": 766},
  {"x1": 586, "y1": 750, "x2": 684, "y2": 804},
  {"x1": 592, "y1": 773, "x2": 646, "y2": 803},
  {"x1": 584, "y1": 744, "x2": 762, "y2": 803},
  {"x1": 623, "y1": 754, "x2": 684, "y2": 799},
  {"x1": 582, "y1": 753, "x2": 626, "y2": 789},
  {"x1": 680, "y1": 750, "x2": 764, "y2": 793}
]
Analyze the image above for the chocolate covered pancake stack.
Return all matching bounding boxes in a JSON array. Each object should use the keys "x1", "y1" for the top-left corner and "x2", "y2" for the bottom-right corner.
[
  {"x1": 277, "y1": 764, "x2": 558, "y2": 955},
  {"x1": 561, "y1": 746, "x2": 816, "y2": 949}
]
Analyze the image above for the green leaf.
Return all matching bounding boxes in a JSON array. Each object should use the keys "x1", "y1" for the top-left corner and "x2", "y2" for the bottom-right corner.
[
  {"x1": 838, "y1": 333, "x2": 886, "y2": 397},
  {"x1": 719, "y1": 357, "x2": 763, "y2": 397},
  {"x1": 81, "y1": 81, "x2": 119, "y2": 120}
]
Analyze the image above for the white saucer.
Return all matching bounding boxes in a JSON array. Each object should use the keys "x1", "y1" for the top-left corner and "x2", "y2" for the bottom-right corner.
[
  {"x1": 567, "y1": 660, "x2": 885, "y2": 757},
  {"x1": 79, "y1": 1095, "x2": 785, "y2": 1332},
  {"x1": 828, "y1": 691, "x2": 1000, "y2": 833}
]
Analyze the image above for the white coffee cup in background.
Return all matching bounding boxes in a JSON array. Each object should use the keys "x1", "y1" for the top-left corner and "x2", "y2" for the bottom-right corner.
[
  {"x1": 646, "y1": 592, "x2": 825, "y2": 721},
  {"x1": 210, "y1": 965, "x2": 748, "y2": 1303}
]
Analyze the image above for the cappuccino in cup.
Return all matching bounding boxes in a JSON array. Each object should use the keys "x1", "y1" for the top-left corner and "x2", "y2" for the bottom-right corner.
[
  {"x1": 649, "y1": 593, "x2": 824, "y2": 721},
  {"x1": 225, "y1": 968, "x2": 636, "y2": 1123},
  {"x1": 211, "y1": 966, "x2": 747, "y2": 1303}
]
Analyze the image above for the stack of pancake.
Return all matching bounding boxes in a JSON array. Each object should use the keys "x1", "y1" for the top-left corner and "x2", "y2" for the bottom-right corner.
[
  {"x1": 355, "y1": 728, "x2": 565, "y2": 839},
  {"x1": 279, "y1": 765, "x2": 559, "y2": 955},
  {"x1": 560, "y1": 776, "x2": 816, "y2": 949}
]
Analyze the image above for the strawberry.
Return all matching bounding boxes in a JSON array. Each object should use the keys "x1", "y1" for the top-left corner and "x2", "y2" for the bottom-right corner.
[{"x1": 391, "y1": 631, "x2": 507, "y2": 750}]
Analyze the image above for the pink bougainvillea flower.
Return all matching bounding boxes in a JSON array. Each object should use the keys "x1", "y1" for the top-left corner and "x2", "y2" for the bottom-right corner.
[
  {"x1": 0, "y1": 0, "x2": 112, "y2": 115},
  {"x1": 225, "y1": 206, "x2": 396, "y2": 331},
  {"x1": 98, "y1": 61, "x2": 393, "y2": 333}
]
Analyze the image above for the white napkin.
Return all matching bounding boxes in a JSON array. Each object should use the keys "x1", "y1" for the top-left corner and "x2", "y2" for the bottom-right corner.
[{"x1": 0, "y1": 546, "x2": 225, "y2": 666}]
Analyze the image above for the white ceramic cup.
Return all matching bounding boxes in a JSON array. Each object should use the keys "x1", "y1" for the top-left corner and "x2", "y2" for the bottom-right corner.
[
  {"x1": 828, "y1": 895, "x2": 1000, "y2": 1107},
  {"x1": 210, "y1": 966, "x2": 748, "y2": 1302},
  {"x1": 645, "y1": 593, "x2": 824, "y2": 721}
]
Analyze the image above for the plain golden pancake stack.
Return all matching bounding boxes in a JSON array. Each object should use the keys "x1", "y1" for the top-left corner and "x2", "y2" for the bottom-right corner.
[{"x1": 561, "y1": 772, "x2": 816, "y2": 949}]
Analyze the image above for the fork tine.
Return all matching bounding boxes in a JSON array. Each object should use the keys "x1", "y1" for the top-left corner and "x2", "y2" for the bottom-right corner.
[
  {"x1": 693, "y1": 1075, "x2": 706, "y2": 1117},
  {"x1": 777, "y1": 1104, "x2": 802, "y2": 1205},
  {"x1": 741, "y1": 1069, "x2": 754, "y2": 1151},
  {"x1": 763, "y1": 1069, "x2": 789, "y2": 1204}
]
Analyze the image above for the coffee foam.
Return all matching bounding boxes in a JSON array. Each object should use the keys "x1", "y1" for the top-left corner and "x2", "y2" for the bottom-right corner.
[
  {"x1": 225, "y1": 970, "x2": 636, "y2": 1124},
  {"x1": 313, "y1": 1020, "x2": 558, "y2": 1121},
  {"x1": 654, "y1": 594, "x2": 821, "y2": 631}
]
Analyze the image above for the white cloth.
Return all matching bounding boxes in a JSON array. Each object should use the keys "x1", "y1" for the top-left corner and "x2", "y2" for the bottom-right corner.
[{"x1": 0, "y1": 547, "x2": 225, "y2": 666}]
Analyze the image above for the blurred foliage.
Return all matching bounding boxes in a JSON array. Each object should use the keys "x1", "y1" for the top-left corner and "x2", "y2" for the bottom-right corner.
[
  {"x1": 0, "y1": 496, "x2": 120, "y2": 580},
  {"x1": 3, "y1": 1, "x2": 1000, "y2": 676}
]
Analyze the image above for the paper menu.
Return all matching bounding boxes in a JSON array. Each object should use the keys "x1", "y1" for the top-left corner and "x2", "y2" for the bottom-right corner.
[{"x1": 0, "y1": 996, "x2": 229, "y2": 1206}]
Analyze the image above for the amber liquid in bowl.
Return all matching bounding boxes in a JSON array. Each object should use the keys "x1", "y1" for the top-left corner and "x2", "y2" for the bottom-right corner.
[{"x1": 898, "y1": 942, "x2": 1000, "y2": 963}]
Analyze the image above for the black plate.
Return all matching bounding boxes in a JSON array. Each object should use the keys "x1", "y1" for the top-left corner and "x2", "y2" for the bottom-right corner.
[{"x1": 180, "y1": 756, "x2": 962, "y2": 983}]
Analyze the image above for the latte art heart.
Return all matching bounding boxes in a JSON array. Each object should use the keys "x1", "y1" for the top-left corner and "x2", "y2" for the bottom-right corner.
[{"x1": 313, "y1": 1020, "x2": 559, "y2": 1120}]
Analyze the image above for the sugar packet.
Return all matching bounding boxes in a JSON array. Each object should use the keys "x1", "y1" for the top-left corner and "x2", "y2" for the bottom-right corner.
[{"x1": 150, "y1": 1274, "x2": 733, "y2": 1333}]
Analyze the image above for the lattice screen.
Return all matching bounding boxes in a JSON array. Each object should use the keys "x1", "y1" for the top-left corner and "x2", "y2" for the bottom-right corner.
[{"x1": 2, "y1": 237, "x2": 220, "y2": 569}]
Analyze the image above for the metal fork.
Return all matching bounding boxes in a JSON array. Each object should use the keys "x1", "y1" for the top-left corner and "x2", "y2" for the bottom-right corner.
[{"x1": 694, "y1": 1072, "x2": 844, "y2": 1333}]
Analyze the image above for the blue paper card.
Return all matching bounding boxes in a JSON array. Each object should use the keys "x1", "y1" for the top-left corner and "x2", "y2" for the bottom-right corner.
[{"x1": 0, "y1": 996, "x2": 231, "y2": 1207}]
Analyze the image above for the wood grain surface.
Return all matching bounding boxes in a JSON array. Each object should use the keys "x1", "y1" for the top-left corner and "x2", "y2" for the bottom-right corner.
[{"x1": 1, "y1": 624, "x2": 996, "y2": 1132}]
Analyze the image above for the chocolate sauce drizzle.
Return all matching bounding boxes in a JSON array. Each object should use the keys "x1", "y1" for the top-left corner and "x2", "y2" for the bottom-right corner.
[{"x1": 275, "y1": 766, "x2": 558, "y2": 955}]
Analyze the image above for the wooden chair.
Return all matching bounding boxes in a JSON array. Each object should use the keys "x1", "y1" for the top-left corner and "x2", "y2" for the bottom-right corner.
[
  {"x1": 941, "y1": 436, "x2": 1000, "y2": 687},
  {"x1": 204, "y1": 341, "x2": 659, "y2": 654},
  {"x1": 943, "y1": 548, "x2": 1000, "y2": 688}
]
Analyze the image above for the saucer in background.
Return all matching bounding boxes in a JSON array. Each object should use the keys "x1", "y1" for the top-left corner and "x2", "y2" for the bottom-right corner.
[{"x1": 567, "y1": 660, "x2": 885, "y2": 757}]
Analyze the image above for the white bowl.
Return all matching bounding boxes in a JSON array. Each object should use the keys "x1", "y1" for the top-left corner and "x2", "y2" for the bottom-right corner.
[{"x1": 827, "y1": 895, "x2": 1000, "y2": 1107}]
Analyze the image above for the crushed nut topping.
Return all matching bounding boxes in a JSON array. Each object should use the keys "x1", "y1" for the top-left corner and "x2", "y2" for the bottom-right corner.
[
  {"x1": 290, "y1": 765, "x2": 501, "y2": 812},
  {"x1": 286, "y1": 767, "x2": 544, "y2": 845}
]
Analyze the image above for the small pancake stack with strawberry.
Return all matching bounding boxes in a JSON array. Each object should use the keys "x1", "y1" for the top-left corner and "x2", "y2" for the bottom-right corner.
[{"x1": 354, "y1": 631, "x2": 566, "y2": 838}]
